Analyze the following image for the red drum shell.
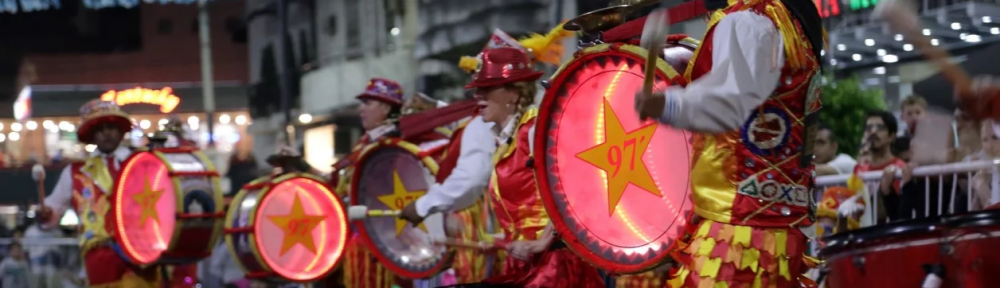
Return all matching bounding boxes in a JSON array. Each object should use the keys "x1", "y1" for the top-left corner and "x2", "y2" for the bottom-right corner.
[
  {"x1": 225, "y1": 174, "x2": 348, "y2": 283},
  {"x1": 821, "y1": 209, "x2": 1000, "y2": 288},
  {"x1": 110, "y1": 148, "x2": 224, "y2": 265}
]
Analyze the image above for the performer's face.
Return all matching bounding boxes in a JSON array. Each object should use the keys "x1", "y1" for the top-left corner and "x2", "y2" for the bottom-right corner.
[
  {"x1": 92, "y1": 123, "x2": 124, "y2": 154},
  {"x1": 358, "y1": 99, "x2": 391, "y2": 130},
  {"x1": 475, "y1": 85, "x2": 519, "y2": 124}
]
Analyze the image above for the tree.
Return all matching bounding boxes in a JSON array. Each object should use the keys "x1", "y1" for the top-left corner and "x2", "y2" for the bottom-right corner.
[{"x1": 819, "y1": 75, "x2": 886, "y2": 157}]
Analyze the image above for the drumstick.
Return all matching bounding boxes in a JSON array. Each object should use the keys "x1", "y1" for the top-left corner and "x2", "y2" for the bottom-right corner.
[
  {"x1": 31, "y1": 164, "x2": 45, "y2": 210},
  {"x1": 347, "y1": 205, "x2": 401, "y2": 220},
  {"x1": 873, "y1": 0, "x2": 973, "y2": 96},
  {"x1": 638, "y1": 8, "x2": 670, "y2": 120}
]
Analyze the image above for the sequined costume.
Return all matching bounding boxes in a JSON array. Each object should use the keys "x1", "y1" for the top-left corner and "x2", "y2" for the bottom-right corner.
[
  {"x1": 648, "y1": 0, "x2": 826, "y2": 286},
  {"x1": 45, "y1": 100, "x2": 163, "y2": 287}
]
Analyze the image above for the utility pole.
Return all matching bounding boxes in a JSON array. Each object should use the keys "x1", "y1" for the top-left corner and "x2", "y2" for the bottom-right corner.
[
  {"x1": 198, "y1": 0, "x2": 216, "y2": 146},
  {"x1": 276, "y1": 0, "x2": 295, "y2": 148}
]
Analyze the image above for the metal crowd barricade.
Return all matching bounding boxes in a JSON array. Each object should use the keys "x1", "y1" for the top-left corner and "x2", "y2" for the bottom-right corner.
[{"x1": 814, "y1": 159, "x2": 1000, "y2": 228}]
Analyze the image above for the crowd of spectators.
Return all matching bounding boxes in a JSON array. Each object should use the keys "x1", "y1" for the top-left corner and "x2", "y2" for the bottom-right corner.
[{"x1": 813, "y1": 95, "x2": 1000, "y2": 224}]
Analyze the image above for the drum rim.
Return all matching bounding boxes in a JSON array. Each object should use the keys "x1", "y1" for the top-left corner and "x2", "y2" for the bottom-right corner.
[
  {"x1": 223, "y1": 175, "x2": 268, "y2": 278},
  {"x1": 110, "y1": 150, "x2": 197, "y2": 265},
  {"x1": 350, "y1": 138, "x2": 454, "y2": 279},
  {"x1": 819, "y1": 209, "x2": 1000, "y2": 258},
  {"x1": 535, "y1": 42, "x2": 692, "y2": 274},
  {"x1": 242, "y1": 173, "x2": 348, "y2": 282}
]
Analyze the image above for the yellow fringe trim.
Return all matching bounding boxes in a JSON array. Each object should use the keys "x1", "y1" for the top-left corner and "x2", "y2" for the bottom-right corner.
[{"x1": 685, "y1": 0, "x2": 826, "y2": 81}]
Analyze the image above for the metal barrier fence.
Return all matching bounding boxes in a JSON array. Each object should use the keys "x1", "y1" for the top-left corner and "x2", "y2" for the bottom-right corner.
[{"x1": 815, "y1": 159, "x2": 1000, "y2": 227}]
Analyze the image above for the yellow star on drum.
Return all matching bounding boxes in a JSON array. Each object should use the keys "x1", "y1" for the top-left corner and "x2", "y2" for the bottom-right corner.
[
  {"x1": 577, "y1": 99, "x2": 661, "y2": 216},
  {"x1": 133, "y1": 179, "x2": 165, "y2": 228},
  {"x1": 377, "y1": 171, "x2": 427, "y2": 235},
  {"x1": 268, "y1": 193, "x2": 327, "y2": 255}
]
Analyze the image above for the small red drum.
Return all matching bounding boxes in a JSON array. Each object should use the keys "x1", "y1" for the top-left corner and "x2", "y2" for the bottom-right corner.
[
  {"x1": 351, "y1": 138, "x2": 452, "y2": 279},
  {"x1": 225, "y1": 173, "x2": 348, "y2": 282},
  {"x1": 109, "y1": 148, "x2": 224, "y2": 265},
  {"x1": 821, "y1": 209, "x2": 1000, "y2": 288},
  {"x1": 535, "y1": 38, "x2": 698, "y2": 274}
]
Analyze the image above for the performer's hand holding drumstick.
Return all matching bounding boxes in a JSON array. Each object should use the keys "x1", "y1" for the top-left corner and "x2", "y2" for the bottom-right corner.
[
  {"x1": 32, "y1": 164, "x2": 54, "y2": 223},
  {"x1": 635, "y1": 8, "x2": 670, "y2": 121}
]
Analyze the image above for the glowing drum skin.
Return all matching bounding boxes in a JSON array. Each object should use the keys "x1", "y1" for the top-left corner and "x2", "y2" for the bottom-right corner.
[
  {"x1": 225, "y1": 173, "x2": 349, "y2": 282},
  {"x1": 534, "y1": 36, "x2": 699, "y2": 274},
  {"x1": 351, "y1": 138, "x2": 452, "y2": 279},
  {"x1": 109, "y1": 147, "x2": 225, "y2": 265}
]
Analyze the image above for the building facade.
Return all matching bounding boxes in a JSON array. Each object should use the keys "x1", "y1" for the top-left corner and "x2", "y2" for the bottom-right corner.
[{"x1": 10, "y1": 0, "x2": 252, "y2": 168}]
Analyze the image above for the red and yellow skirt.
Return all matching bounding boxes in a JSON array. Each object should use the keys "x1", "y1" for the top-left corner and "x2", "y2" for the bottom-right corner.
[
  {"x1": 84, "y1": 246, "x2": 160, "y2": 288},
  {"x1": 342, "y1": 235, "x2": 405, "y2": 288},
  {"x1": 618, "y1": 271, "x2": 669, "y2": 288},
  {"x1": 482, "y1": 246, "x2": 605, "y2": 288},
  {"x1": 666, "y1": 220, "x2": 810, "y2": 288}
]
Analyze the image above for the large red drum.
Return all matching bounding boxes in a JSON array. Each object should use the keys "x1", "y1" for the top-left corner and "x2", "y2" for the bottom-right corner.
[
  {"x1": 109, "y1": 148, "x2": 224, "y2": 265},
  {"x1": 351, "y1": 138, "x2": 452, "y2": 279},
  {"x1": 535, "y1": 37, "x2": 698, "y2": 274},
  {"x1": 820, "y1": 209, "x2": 1000, "y2": 288},
  {"x1": 225, "y1": 173, "x2": 348, "y2": 282}
]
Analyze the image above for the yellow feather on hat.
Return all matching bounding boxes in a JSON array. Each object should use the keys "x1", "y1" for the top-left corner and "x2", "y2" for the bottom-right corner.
[
  {"x1": 459, "y1": 56, "x2": 480, "y2": 73},
  {"x1": 517, "y1": 21, "x2": 574, "y2": 66},
  {"x1": 457, "y1": 22, "x2": 574, "y2": 73}
]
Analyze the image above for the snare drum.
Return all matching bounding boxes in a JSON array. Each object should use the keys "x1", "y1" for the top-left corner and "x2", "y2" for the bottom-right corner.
[
  {"x1": 351, "y1": 138, "x2": 452, "y2": 279},
  {"x1": 821, "y1": 209, "x2": 1000, "y2": 288},
  {"x1": 109, "y1": 148, "x2": 224, "y2": 265},
  {"x1": 225, "y1": 173, "x2": 348, "y2": 282}
]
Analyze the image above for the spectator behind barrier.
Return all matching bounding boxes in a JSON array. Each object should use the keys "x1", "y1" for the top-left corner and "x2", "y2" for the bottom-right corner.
[
  {"x1": 855, "y1": 110, "x2": 908, "y2": 223},
  {"x1": 814, "y1": 123, "x2": 857, "y2": 176}
]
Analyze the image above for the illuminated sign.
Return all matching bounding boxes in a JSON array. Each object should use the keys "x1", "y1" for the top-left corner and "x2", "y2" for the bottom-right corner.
[
  {"x1": 850, "y1": 0, "x2": 878, "y2": 10},
  {"x1": 101, "y1": 87, "x2": 181, "y2": 113},
  {"x1": 814, "y1": 0, "x2": 842, "y2": 18},
  {"x1": 13, "y1": 86, "x2": 31, "y2": 121}
]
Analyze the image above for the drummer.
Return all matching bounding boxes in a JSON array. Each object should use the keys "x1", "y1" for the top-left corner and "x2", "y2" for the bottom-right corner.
[
  {"x1": 39, "y1": 100, "x2": 162, "y2": 287},
  {"x1": 429, "y1": 46, "x2": 604, "y2": 288},
  {"x1": 330, "y1": 77, "x2": 409, "y2": 288},
  {"x1": 633, "y1": 0, "x2": 825, "y2": 286}
]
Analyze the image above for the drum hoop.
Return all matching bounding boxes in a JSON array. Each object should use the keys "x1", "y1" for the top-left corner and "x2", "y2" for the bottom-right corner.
[
  {"x1": 822, "y1": 209, "x2": 1000, "y2": 258},
  {"x1": 224, "y1": 175, "x2": 271, "y2": 278},
  {"x1": 535, "y1": 43, "x2": 692, "y2": 274},
  {"x1": 821, "y1": 230, "x2": 1000, "y2": 262},
  {"x1": 111, "y1": 151, "x2": 179, "y2": 266},
  {"x1": 350, "y1": 138, "x2": 453, "y2": 279},
  {"x1": 244, "y1": 173, "x2": 347, "y2": 282}
]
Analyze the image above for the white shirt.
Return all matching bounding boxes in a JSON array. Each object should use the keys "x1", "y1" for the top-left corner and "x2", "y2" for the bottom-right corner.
[
  {"x1": 366, "y1": 124, "x2": 396, "y2": 141},
  {"x1": 415, "y1": 116, "x2": 497, "y2": 217},
  {"x1": 45, "y1": 146, "x2": 132, "y2": 215},
  {"x1": 659, "y1": 11, "x2": 786, "y2": 132},
  {"x1": 822, "y1": 153, "x2": 857, "y2": 175}
]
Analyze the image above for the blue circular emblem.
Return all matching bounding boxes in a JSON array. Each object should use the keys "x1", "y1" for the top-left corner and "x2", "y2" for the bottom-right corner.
[{"x1": 741, "y1": 107, "x2": 791, "y2": 156}]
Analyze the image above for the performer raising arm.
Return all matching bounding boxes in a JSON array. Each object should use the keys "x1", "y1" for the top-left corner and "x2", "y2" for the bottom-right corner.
[
  {"x1": 634, "y1": 0, "x2": 825, "y2": 287},
  {"x1": 40, "y1": 100, "x2": 162, "y2": 287}
]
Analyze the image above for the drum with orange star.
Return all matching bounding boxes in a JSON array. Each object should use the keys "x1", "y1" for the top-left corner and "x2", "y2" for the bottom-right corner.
[
  {"x1": 350, "y1": 138, "x2": 453, "y2": 279},
  {"x1": 108, "y1": 147, "x2": 226, "y2": 266},
  {"x1": 224, "y1": 172, "x2": 348, "y2": 282},
  {"x1": 534, "y1": 36, "x2": 699, "y2": 274}
]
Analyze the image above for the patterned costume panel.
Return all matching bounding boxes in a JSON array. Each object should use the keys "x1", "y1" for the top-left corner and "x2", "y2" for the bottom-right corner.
[
  {"x1": 669, "y1": 0, "x2": 822, "y2": 286},
  {"x1": 482, "y1": 108, "x2": 605, "y2": 288}
]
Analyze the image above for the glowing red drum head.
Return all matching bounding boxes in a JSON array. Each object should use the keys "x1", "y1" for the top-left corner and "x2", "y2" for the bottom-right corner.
[
  {"x1": 110, "y1": 149, "x2": 224, "y2": 265},
  {"x1": 351, "y1": 139, "x2": 451, "y2": 279},
  {"x1": 535, "y1": 43, "x2": 697, "y2": 273},
  {"x1": 225, "y1": 173, "x2": 348, "y2": 282}
]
